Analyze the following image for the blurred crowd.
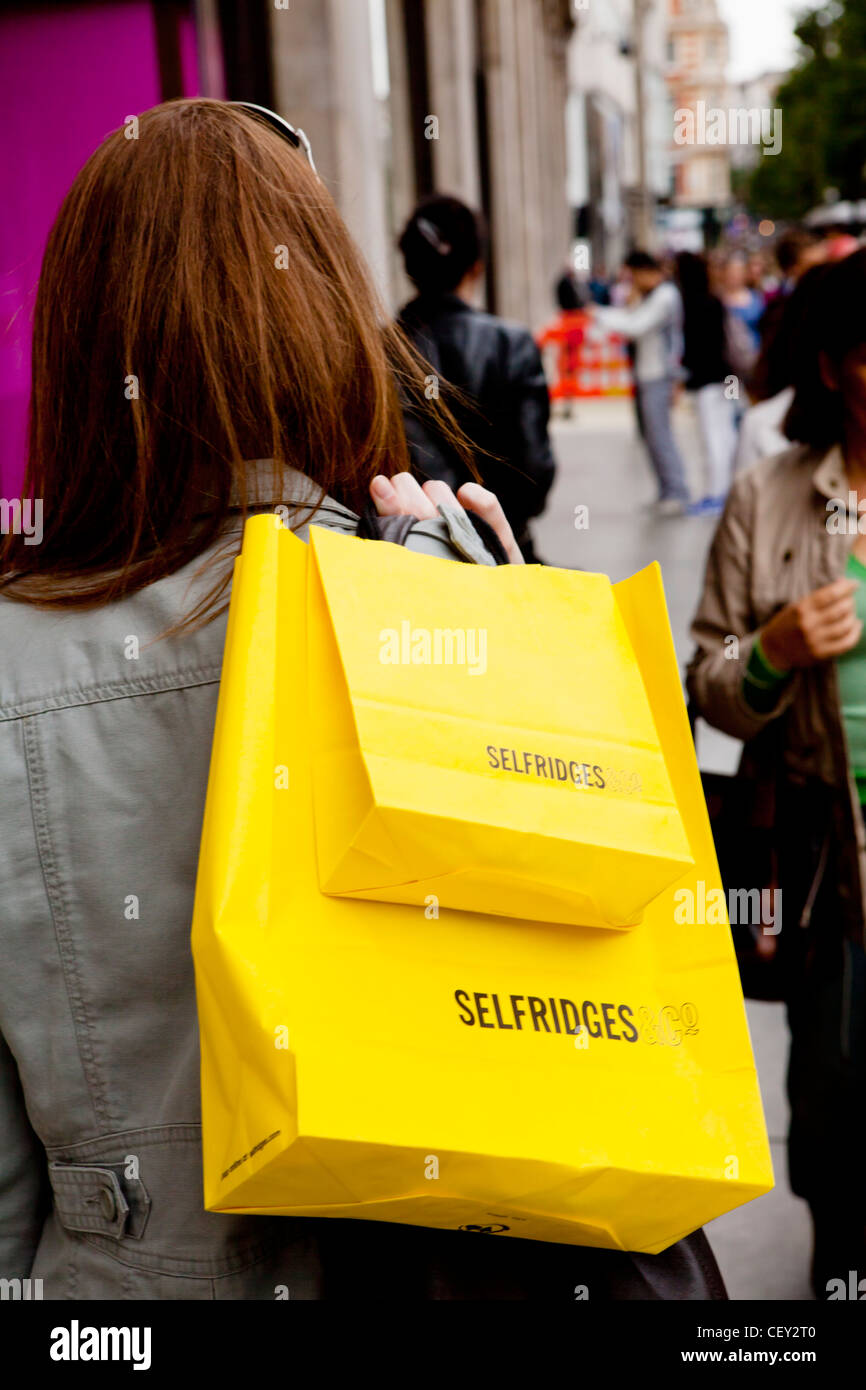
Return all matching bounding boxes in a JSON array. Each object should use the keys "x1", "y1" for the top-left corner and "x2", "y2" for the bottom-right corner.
[{"x1": 544, "y1": 226, "x2": 863, "y2": 520}]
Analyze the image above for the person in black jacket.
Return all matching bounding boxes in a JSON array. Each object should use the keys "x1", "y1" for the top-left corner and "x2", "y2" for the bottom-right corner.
[{"x1": 397, "y1": 195, "x2": 556, "y2": 562}]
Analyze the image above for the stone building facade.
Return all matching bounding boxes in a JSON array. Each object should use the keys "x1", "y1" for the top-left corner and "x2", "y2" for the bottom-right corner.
[
  {"x1": 267, "y1": 0, "x2": 575, "y2": 330},
  {"x1": 566, "y1": 0, "x2": 674, "y2": 274},
  {"x1": 665, "y1": 0, "x2": 732, "y2": 209}
]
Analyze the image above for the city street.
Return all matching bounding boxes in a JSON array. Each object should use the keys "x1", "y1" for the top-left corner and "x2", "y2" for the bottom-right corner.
[
  {"x1": 6, "y1": 0, "x2": 864, "y2": 1331},
  {"x1": 535, "y1": 398, "x2": 814, "y2": 1301}
]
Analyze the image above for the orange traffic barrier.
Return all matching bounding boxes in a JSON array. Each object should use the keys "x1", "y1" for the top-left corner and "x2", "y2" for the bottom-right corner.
[{"x1": 538, "y1": 309, "x2": 633, "y2": 399}]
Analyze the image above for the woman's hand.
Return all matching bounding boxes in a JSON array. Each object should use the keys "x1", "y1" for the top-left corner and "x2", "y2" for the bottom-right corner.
[
  {"x1": 369, "y1": 473, "x2": 525, "y2": 565},
  {"x1": 759, "y1": 577, "x2": 862, "y2": 670}
]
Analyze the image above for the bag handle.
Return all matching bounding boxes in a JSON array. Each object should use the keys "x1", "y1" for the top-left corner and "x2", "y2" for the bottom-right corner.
[{"x1": 355, "y1": 501, "x2": 510, "y2": 566}]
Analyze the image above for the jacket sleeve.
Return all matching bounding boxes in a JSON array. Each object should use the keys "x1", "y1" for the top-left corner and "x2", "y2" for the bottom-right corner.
[
  {"x1": 401, "y1": 509, "x2": 497, "y2": 566},
  {"x1": 686, "y1": 470, "x2": 802, "y2": 742},
  {"x1": 505, "y1": 329, "x2": 557, "y2": 519},
  {"x1": 0, "y1": 1027, "x2": 49, "y2": 1281},
  {"x1": 401, "y1": 408, "x2": 463, "y2": 492},
  {"x1": 595, "y1": 286, "x2": 673, "y2": 341}
]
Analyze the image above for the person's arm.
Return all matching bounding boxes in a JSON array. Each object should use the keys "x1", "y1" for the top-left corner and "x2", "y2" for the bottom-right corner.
[
  {"x1": 741, "y1": 634, "x2": 793, "y2": 713},
  {"x1": 593, "y1": 284, "x2": 673, "y2": 342},
  {"x1": 686, "y1": 472, "x2": 802, "y2": 741},
  {"x1": 505, "y1": 329, "x2": 556, "y2": 519},
  {"x1": 0, "y1": 1028, "x2": 50, "y2": 1281}
]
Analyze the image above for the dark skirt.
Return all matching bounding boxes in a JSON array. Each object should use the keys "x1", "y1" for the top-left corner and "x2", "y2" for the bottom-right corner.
[
  {"x1": 779, "y1": 789, "x2": 866, "y2": 1287},
  {"x1": 314, "y1": 1218, "x2": 726, "y2": 1301}
]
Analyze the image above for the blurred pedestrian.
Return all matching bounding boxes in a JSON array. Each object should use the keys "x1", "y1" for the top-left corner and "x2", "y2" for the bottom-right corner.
[
  {"x1": 554, "y1": 265, "x2": 587, "y2": 312},
  {"x1": 753, "y1": 227, "x2": 827, "y2": 402},
  {"x1": 746, "y1": 250, "x2": 771, "y2": 296},
  {"x1": 825, "y1": 232, "x2": 861, "y2": 262},
  {"x1": 587, "y1": 270, "x2": 612, "y2": 306},
  {"x1": 397, "y1": 195, "x2": 556, "y2": 562},
  {"x1": 719, "y1": 252, "x2": 764, "y2": 358},
  {"x1": 688, "y1": 248, "x2": 866, "y2": 1299},
  {"x1": 774, "y1": 226, "x2": 827, "y2": 294},
  {"x1": 675, "y1": 251, "x2": 738, "y2": 515},
  {"x1": 537, "y1": 271, "x2": 590, "y2": 417},
  {"x1": 591, "y1": 250, "x2": 690, "y2": 515},
  {"x1": 736, "y1": 263, "x2": 830, "y2": 472}
]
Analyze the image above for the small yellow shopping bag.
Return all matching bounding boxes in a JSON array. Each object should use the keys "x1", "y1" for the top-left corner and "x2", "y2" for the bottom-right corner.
[{"x1": 306, "y1": 524, "x2": 693, "y2": 929}]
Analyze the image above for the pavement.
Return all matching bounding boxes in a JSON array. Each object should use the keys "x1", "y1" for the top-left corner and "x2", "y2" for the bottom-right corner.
[{"x1": 533, "y1": 396, "x2": 813, "y2": 1301}]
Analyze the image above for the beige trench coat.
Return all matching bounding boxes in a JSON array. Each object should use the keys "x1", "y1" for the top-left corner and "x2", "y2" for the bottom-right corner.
[{"x1": 687, "y1": 441, "x2": 866, "y2": 944}]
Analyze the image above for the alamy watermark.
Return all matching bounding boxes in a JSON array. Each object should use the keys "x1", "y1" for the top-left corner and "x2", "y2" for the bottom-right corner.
[
  {"x1": 826, "y1": 492, "x2": 866, "y2": 533},
  {"x1": 674, "y1": 101, "x2": 782, "y2": 157},
  {"x1": 49, "y1": 1322, "x2": 151, "y2": 1371},
  {"x1": 0, "y1": 497, "x2": 43, "y2": 545},
  {"x1": 379, "y1": 620, "x2": 487, "y2": 676},
  {"x1": 0, "y1": 1277, "x2": 43, "y2": 1299},
  {"x1": 827, "y1": 1270, "x2": 866, "y2": 1299},
  {"x1": 674, "y1": 881, "x2": 781, "y2": 934}
]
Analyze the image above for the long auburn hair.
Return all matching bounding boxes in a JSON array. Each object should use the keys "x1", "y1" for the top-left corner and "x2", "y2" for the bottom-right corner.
[{"x1": 0, "y1": 99, "x2": 471, "y2": 629}]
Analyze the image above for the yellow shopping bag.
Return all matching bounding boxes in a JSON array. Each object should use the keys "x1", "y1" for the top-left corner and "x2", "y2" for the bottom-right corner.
[
  {"x1": 307, "y1": 524, "x2": 692, "y2": 929},
  {"x1": 192, "y1": 515, "x2": 773, "y2": 1253}
]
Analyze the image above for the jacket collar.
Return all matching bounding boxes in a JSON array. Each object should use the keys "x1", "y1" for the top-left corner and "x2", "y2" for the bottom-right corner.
[
  {"x1": 218, "y1": 461, "x2": 357, "y2": 535},
  {"x1": 226, "y1": 459, "x2": 324, "y2": 509},
  {"x1": 402, "y1": 291, "x2": 473, "y2": 318},
  {"x1": 812, "y1": 444, "x2": 847, "y2": 502}
]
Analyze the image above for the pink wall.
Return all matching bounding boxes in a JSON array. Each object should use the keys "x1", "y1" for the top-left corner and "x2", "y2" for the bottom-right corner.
[{"x1": 0, "y1": 2, "x2": 200, "y2": 498}]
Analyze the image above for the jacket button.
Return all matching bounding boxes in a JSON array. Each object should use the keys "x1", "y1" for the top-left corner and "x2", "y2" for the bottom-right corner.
[{"x1": 100, "y1": 1187, "x2": 117, "y2": 1221}]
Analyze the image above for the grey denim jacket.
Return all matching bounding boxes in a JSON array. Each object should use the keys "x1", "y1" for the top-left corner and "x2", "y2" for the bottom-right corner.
[
  {"x1": 0, "y1": 469, "x2": 726, "y2": 1302},
  {"x1": 0, "y1": 470, "x2": 497, "y2": 1300}
]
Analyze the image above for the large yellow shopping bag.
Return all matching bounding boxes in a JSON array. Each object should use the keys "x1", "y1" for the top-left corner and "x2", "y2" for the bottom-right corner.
[{"x1": 191, "y1": 516, "x2": 773, "y2": 1253}]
